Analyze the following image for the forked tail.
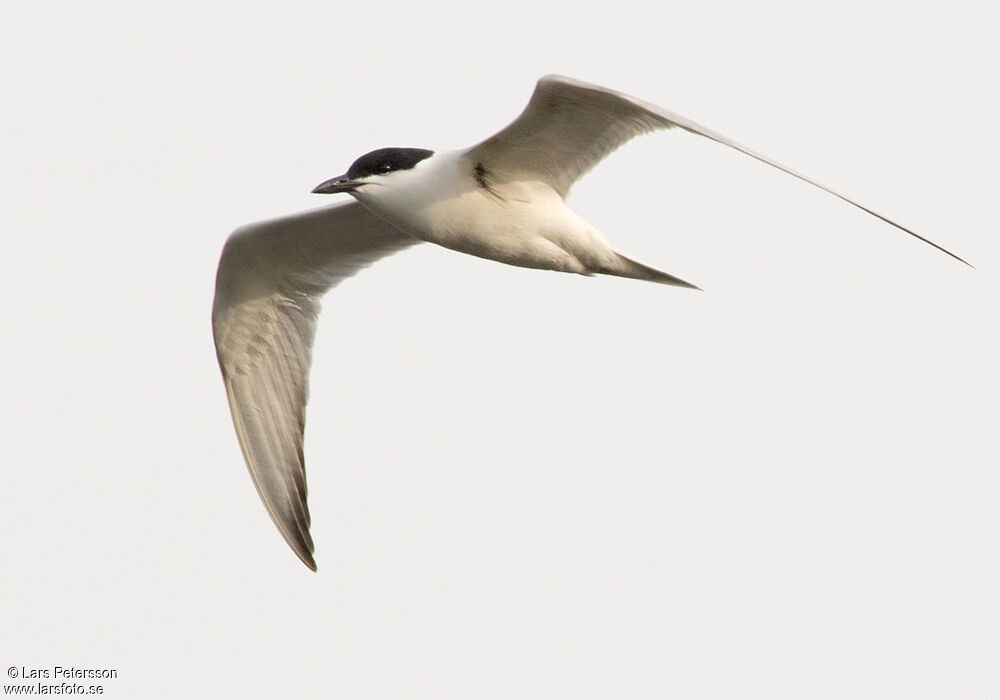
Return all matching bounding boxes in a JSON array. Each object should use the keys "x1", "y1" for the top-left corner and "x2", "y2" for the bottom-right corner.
[{"x1": 602, "y1": 252, "x2": 701, "y2": 290}]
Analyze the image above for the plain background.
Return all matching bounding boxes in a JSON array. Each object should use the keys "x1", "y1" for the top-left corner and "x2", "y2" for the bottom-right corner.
[{"x1": 2, "y1": 1, "x2": 998, "y2": 698}]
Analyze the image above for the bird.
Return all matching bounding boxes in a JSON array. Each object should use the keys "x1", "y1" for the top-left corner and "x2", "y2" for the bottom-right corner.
[{"x1": 212, "y1": 74, "x2": 968, "y2": 571}]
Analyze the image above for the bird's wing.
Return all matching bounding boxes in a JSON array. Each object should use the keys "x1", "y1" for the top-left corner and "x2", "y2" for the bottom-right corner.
[
  {"x1": 212, "y1": 201, "x2": 420, "y2": 570},
  {"x1": 465, "y1": 74, "x2": 968, "y2": 265}
]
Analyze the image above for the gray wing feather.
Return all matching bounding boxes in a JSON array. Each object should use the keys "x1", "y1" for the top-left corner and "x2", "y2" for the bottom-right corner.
[
  {"x1": 212, "y1": 202, "x2": 419, "y2": 570},
  {"x1": 466, "y1": 74, "x2": 968, "y2": 265}
]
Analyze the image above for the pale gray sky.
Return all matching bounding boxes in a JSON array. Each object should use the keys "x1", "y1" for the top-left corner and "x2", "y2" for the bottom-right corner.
[{"x1": 3, "y1": 1, "x2": 998, "y2": 698}]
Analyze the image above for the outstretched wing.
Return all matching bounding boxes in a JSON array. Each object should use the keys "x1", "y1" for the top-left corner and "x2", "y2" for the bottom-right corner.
[
  {"x1": 466, "y1": 74, "x2": 968, "y2": 265},
  {"x1": 212, "y1": 202, "x2": 420, "y2": 570}
]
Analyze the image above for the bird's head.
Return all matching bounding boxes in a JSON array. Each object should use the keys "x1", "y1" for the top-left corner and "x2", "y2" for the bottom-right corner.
[{"x1": 312, "y1": 147, "x2": 435, "y2": 195}]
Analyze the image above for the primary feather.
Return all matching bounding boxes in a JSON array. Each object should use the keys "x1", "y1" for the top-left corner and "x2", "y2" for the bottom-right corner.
[{"x1": 213, "y1": 202, "x2": 418, "y2": 569}]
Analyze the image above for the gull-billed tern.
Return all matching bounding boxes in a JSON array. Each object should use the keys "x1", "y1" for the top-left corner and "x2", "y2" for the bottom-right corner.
[{"x1": 213, "y1": 74, "x2": 968, "y2": 570}]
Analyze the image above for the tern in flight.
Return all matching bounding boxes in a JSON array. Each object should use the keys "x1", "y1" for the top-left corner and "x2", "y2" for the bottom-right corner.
[{"x1": 213, "y1": 75, "x2": 968, "y2": 570}]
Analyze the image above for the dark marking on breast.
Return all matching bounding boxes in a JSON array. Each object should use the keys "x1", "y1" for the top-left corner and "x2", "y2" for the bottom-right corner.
[{"x1": 473, "y1": 162, "x2": 504, "y2": 201}]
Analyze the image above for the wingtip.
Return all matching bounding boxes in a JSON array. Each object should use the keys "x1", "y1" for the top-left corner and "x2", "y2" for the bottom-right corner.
[
  {"x1": 298, "y1": 550, "x2": 318, "y2": 572},
  {"x1": 907, "y1": 228, "x2": 974, "y2": 268}
]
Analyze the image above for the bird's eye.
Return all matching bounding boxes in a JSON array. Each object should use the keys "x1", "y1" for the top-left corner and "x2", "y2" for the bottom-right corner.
[{"x1": 382, "y1": 163, "x2": 392, "y2": 172}]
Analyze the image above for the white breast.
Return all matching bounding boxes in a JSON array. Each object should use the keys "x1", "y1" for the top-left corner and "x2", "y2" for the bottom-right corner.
[{"x1": 353, "y1": 151, "x2": 616, "y2": 274}]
